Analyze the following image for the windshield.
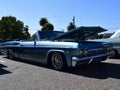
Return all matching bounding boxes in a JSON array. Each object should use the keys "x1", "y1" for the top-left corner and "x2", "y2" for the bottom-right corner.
[{"x1": 35, "y1": 31, "x2": 64, "y2": 41}]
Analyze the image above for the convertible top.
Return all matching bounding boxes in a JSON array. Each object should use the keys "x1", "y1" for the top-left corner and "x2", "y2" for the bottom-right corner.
[{"x1": 54, "y1": 26, "x2": 107, "y2": 40}]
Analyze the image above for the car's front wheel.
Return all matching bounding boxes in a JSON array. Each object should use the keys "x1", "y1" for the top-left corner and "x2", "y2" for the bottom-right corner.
[{"x1": 50, "y1": 52, "x2": 67, "y2": 71}]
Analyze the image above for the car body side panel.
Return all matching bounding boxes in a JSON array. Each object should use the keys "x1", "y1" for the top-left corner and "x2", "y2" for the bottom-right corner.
[
  {"x1": 18, "y1": 42, "x2": 75, "y2": 66},
  {"x1": 20, "y1": 48, "x2": 48, "y2": 63}
]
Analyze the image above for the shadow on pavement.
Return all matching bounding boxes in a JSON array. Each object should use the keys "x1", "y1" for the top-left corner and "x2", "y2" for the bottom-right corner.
[
  {"x1": 17, "y1": 59, "x2": 120, "y2": 80},
  {"x1": 65, "y1": 62, "x2": 120, "y2": 79},
  {"x1": 0, "y1": 64, "x2": 11, "y2": 75},
  {"x1": 0, "y1": 64, "x2": 7, "y2": 68},
  {"x1": 110, "y1": 55, "x2": 120, "y2": 59}
]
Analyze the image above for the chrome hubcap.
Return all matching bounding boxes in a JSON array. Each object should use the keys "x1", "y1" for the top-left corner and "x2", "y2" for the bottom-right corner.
[{"x1": 51, "y1": 52, "x2": 63, "y2": 70}]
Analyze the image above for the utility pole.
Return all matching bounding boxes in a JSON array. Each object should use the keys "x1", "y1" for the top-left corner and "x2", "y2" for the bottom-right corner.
[{"x1": 72, "y1": 16, "x2": 75, "y2": 26}]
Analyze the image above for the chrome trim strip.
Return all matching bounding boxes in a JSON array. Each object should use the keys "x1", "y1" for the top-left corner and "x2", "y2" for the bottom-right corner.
[
  {"x1": 72, "y1": 54, "x2": 107, "y2": 61},
  {"x1": 89, "y1": 48, "x2": 103, "y2": 51}
]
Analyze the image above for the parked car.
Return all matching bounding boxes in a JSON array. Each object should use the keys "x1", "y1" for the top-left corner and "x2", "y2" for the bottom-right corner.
[
  {"x1": 89, "y1": 29, "x2": 120, "y2": 57},
  {"x1": 1, "y1": 27, "x2": 113, "y2": 70}
]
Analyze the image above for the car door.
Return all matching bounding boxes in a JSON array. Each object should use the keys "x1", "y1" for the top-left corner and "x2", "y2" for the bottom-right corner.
[{"x1": 20, "y1": 41, "x2": 47, "y2": 64}]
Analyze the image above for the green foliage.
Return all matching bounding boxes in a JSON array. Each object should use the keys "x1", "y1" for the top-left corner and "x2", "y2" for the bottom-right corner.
[
  {"x1": 39, "y1": 18, "x2": 48, "y2": 26},
  {"x1": 41, "y1": 23, "x2": 54, "y2": 31},
  {"x1": 22, "y1": 25, "x2": 30, "y2": 40},
  {"x1": 22, "y1": 32, "x2": 30, "y2": 40},
  {"x1": 31, "y1": 34, "x2": 36, "y2": 40},
  {"x1": 39, "y1": 17, "x2": 54, "y2": 31},
  {"x1": 0, "y1": 16, "x2": 23, "y2": 41},
  {"x1": 0, "y1": 16, "x2": 30, "y2": 41},
  {"x1": 67, "y1": 22, "x2": 76, "y2": 31}
]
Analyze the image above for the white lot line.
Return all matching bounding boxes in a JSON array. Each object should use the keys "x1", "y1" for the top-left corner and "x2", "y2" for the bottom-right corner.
[{"x1": 0, "y1": 60, "x2": 5, "y2": 63}]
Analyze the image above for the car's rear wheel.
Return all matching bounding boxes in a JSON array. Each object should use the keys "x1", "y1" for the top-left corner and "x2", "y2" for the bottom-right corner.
[
  {"x1": 7, "y1": 50, "x2": 15, "y2": 59},
  {"x1": 50, "y1": 52, "x2": 66, "y2": 70}
]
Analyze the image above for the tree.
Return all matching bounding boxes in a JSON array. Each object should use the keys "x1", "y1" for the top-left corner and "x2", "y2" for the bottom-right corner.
[
  {"x1": 67, "y1": 22, "x2": 76, "y2": 31},
  {"x1": 31, "y1": 34, "x2": 36, "y2": 40},
  {"x1": 0, "y1": 16, "x2": 30, "y2": 41},
  {"x1": 39, "y1": 17, "x2": 54, "y2": 31},
  {"x1": 39, "y1": 17, "x2": 48, "y2": 26},
  {"x1": 0, "y1": 16, "x2": 23, "y2": 41},
  {"x1": 41, "y1": 23, "x2": 54, "y2": 31},
  {"x1": 22, "y1": 25, "x2": 30, "y2": 40}
]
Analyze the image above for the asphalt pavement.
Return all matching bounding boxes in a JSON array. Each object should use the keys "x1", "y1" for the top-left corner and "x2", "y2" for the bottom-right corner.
[{"x1": 0, "y1": 55, "x2": 120, "y2": 90}]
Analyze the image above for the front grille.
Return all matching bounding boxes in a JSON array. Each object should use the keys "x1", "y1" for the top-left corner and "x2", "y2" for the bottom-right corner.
[
  {"x1": 76, "y1": 48, "x2": 106, "y2": 58},
  {"x1": 86, "y1": 48, "x2": 105, "y2": 57}
]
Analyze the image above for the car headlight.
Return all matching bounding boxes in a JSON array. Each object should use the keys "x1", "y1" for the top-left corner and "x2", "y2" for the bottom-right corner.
[
  {"x1": 106, "y1": 46, "x2": 113, "y2": 51},
  {"x1": 78, "y1": 49, "x2": 89, "y2": 56},
  {"x1": 83, "y1": 50, "x2": 89, "y2": 55},
  {"x1": 79, "y1": 50, "x2": 84, "y2": 55},
  {"x1": 109, "y1": 46, "x2": 113, "y2": 50}
]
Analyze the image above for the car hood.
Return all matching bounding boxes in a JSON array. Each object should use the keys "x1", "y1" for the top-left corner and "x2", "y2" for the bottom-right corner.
[{"x1": 53, "y1": 26, "x2": 107, "y2": 40}]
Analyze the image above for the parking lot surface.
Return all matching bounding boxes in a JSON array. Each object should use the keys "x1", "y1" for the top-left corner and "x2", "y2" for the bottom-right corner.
[{"x1": 0, "y1": 55, "x2": 120, "y2": 90}]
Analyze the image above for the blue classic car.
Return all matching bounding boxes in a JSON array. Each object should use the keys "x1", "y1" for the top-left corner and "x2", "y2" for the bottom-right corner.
[{"x1": 1, "y1": 27, "x2": 113, "y2": 70}]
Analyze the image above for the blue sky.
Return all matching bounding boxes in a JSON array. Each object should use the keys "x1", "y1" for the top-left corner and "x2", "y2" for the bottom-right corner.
[{"x1": 0, "y1": 0, "x2": 120, "y2": 34}]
